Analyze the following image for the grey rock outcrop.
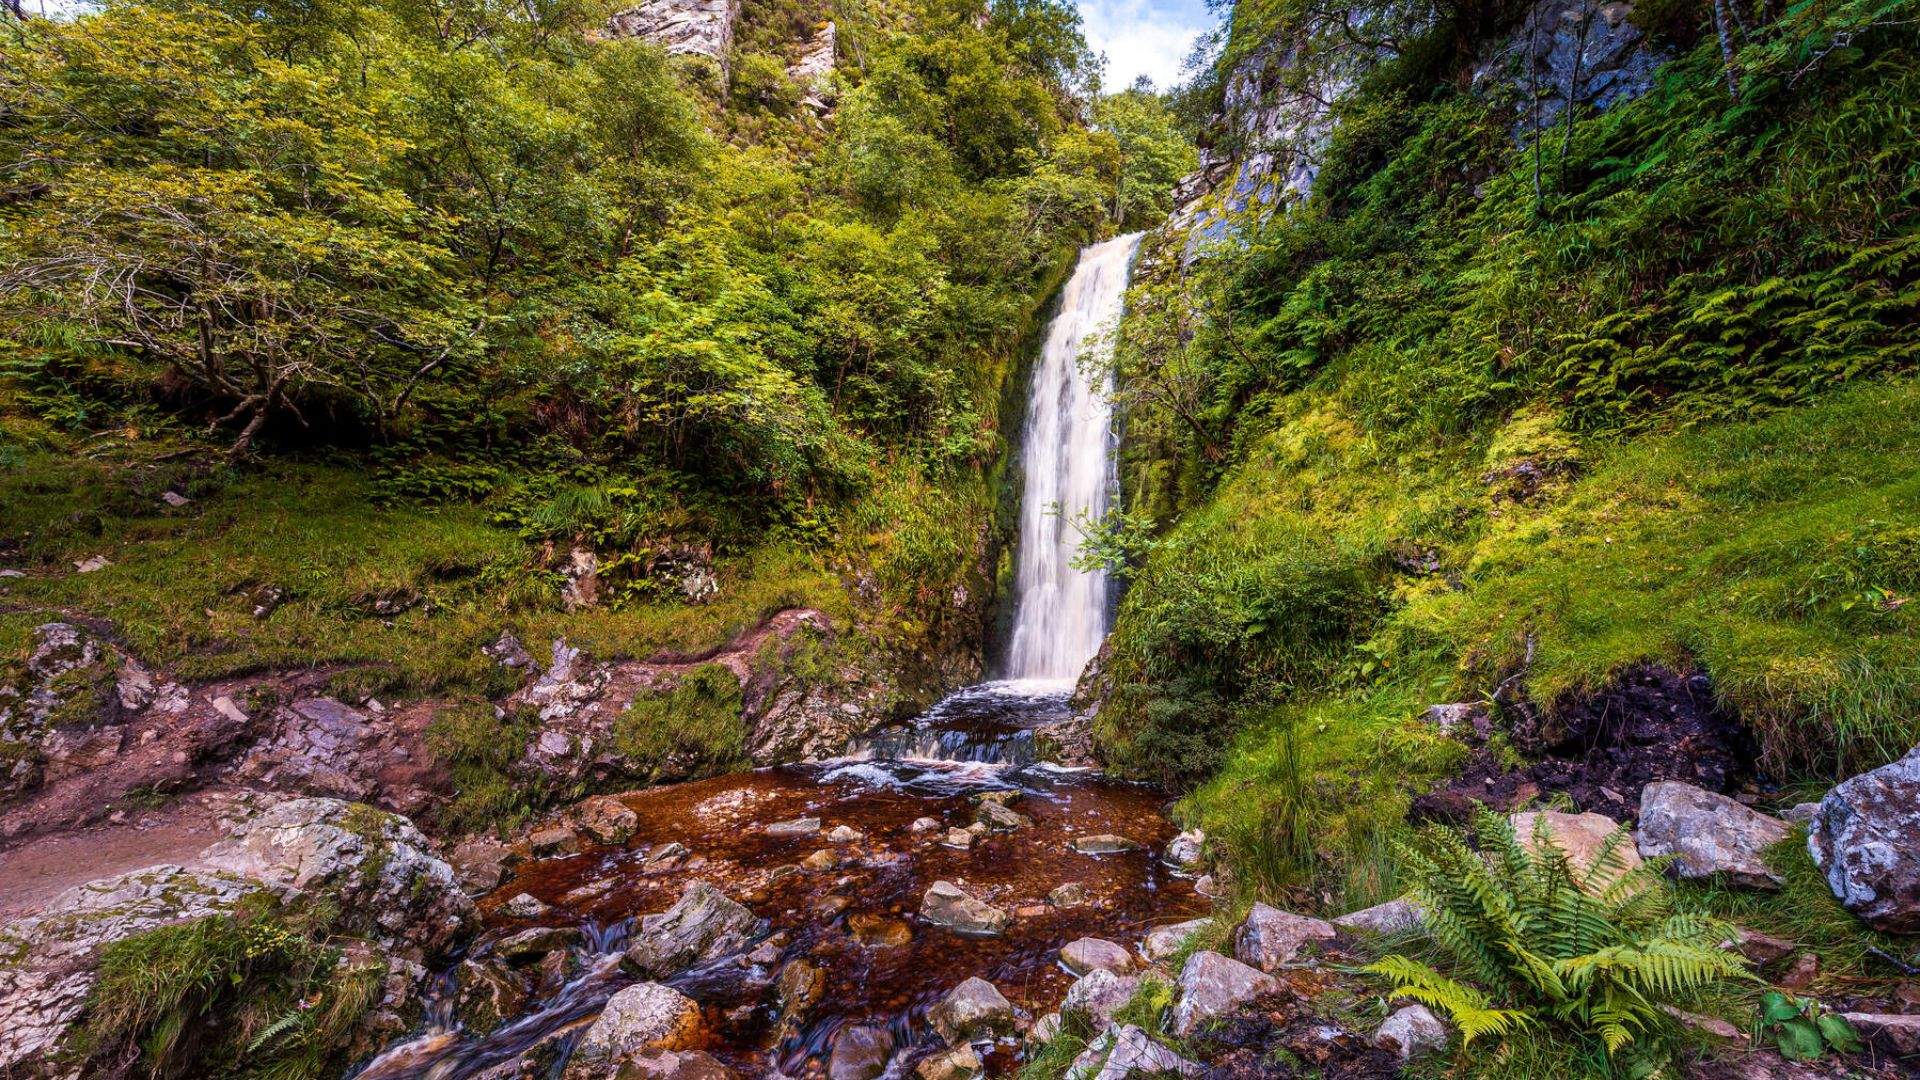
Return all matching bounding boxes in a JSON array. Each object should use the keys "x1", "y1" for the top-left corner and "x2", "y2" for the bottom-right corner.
[
  {"x1": 1635, "y1": 781, "x2": 1789, "y2": 889},
  {"x1": 1808, "y1": 744, "x2": 1920, "y2": 931},
  {"x1": 625, "y1": 882, "x2": 760, "y2": 976},
  {"x1": 606, "y1": 0, "x2": 738, "y2": 69},
  {"x1": 199, "y1": 796, "x2": 472, "y2": 956},
  {"x1": 0, "y1": 794, "x2": 468, "y2": 1075},
  {"x1": 0, "y1": 865, "x2": 259, "y2": 1072}
]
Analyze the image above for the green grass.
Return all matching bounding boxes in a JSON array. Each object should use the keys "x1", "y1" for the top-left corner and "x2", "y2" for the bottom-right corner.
[
  {"x1": 0, "y1": 450, "x2": 854, "y2": 699},
  {"x1": 611, "y1": 662, "x2": 749, "y2": 781},
  {"x1": 1680, "y1": 830, "x2": 1920, "y2": 985},
  {"x1": 74, "y1": 894, "x2": 383, "y2": 1080},
  {"x1": 1136, "y1": 377, "x2": 1920, "y2": 909}
]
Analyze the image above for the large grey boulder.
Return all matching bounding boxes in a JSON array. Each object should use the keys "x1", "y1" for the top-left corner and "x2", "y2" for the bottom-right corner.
[
  {"x1": 1372, "y1": 1004, "x2": 1448, "y2": 1062},
  {"x1": 1511, "y1": 810, "x2": 1642, "y2": 888},
  {"x1": 1808, "y1": 745, "x2": 1920, "y2": 931},
  {"x1": 199, "y1": 796, "x2": 473, "y2": 956},
  {"x1": 920, "y1": 881, "x2": 1009, "y2": 937},
  {"x1": 625, "y1": 882, "x2": 760, "y2": 976},
  {"x1": 1635, "y1": 781, "x2": 1789, "y2": 889},
  {"x1": 1171, "y1": 950, "x2": 1277, "y2": 1037},
  {"x1": 1062, "y1": 968, "x2": 1143, "y2": 1026},
  {"x1": 0, "y1": 865, "x2": 260, "y2": 1072},
  {"x1": 564, "y1": 982, "x2": 704, "y2": 1077},
  {"x1": 1234, "y1": 903, "x2": 1336, "y2": 972}
]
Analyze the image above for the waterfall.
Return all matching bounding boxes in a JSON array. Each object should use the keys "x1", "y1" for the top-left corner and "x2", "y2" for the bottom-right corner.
[{"x1": 1003, "y1": 232, "x2": 1144, "y2": 683}]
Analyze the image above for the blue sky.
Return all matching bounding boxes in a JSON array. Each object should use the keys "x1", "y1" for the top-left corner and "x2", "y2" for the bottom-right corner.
[{"x1": 1076, "y1": 0, "x2": 1215, "y2": 89}]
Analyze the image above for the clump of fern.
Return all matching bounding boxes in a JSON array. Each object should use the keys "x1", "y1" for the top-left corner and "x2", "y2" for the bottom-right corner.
[{"x1": 1362, "y1": 807, "x2": 1750, "y2": 1067}]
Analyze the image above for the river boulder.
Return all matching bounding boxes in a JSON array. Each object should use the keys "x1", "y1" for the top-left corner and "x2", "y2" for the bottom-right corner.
[
  {"x1": 625, "y1": 882, "x2": 760, "y2": 976},
  {"x1": 564, "y1": 982, "x2": 704, "y2": 1077},
  {"x1": 929, "y1": 977, "x2": 1015, "y2": 1045},
  {"x1": 572, "y1": 794, "x2": 639, "y2": 844},
  {"x1": 1635, "y1": 781, "x2": 1789, "y2": 889},
  {"x1": 1061, "y1": 936, "x2": 1137, "y2": 976},
  {"x1": 828, "y1": 1023, "x2": 894, "y2": 1080},
  {"x1": 920, "y1": 881, "x2": 1008, "y2": 936},
  {"x1": 1808, "y1": 744, "x2": 1920, "y2": 931}
]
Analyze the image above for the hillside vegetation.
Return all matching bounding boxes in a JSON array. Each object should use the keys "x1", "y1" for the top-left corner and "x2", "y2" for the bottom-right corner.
[
  {"x1": 0, "y1": 0, "x2": 1187, "y2": 702},
  {"x1": 1098, "y1": 0, "x2": 1919, "y2": 897}
]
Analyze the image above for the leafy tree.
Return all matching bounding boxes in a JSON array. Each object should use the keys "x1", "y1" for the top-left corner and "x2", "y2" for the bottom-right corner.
[{"x1": 1094, "y1": 86, "x2": 1198, "y2": 228}]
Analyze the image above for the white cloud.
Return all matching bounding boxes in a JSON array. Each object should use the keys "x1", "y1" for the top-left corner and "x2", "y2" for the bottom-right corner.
[{"x1": 1077, "y1": 0, "x2": 1211, "y2": 90}]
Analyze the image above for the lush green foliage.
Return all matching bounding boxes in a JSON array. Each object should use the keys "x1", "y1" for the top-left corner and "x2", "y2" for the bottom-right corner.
[
  {"x1": 1099, "y1": 0, "x2": 1920, "y2": 866},
  {"x1": 0, "y1": 0, "x2": 1136, "y2": 557},
  {"x1": 1364, "y1": 808, "x2": 1747, "y2": 1068}
]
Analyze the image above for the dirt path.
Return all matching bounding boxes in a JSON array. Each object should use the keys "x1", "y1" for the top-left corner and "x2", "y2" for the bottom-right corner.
[{"x1": 0, "y1": 789, "x2": 240, "y2": 921}]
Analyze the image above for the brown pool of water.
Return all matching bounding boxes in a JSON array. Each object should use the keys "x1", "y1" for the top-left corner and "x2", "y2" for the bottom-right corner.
[{"x1": 472, "y1": 763, "x2": 1202, "y2": 1076}]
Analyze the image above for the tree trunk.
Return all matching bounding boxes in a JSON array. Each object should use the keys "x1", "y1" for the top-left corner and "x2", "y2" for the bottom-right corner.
[{"x1": 1712, "y1": 0, "x2": 1742, "y2": 100}]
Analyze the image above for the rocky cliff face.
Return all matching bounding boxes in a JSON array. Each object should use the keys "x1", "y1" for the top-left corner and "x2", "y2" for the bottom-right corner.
[
  {"x1": 1169, "y1": 0, "x2": 1665, "y2": 257},
  {"x1": 605, "y1": 0, "x2": 739, "y2": 72}
]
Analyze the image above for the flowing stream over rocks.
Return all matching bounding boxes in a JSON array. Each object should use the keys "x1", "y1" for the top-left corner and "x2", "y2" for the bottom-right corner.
[{"x1": 354, "y1": 236, "x2": 1172, "y2": 1079}]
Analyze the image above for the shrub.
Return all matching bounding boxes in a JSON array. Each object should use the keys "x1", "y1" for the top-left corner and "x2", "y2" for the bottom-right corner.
[{"x1": 1363, "y1": 807, "x2": 1748, "y2": 1068}]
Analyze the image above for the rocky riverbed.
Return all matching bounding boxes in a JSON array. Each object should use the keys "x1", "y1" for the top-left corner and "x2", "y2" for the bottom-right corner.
[{"x1": 354, "y1": 682, "x2": 1206, "y2": 1079}]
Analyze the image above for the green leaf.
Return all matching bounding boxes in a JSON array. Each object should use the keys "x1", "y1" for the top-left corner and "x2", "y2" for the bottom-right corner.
[
  {"x1": 1816, "y1": 1012, "x2": 1863, "y2": 1053},
  {"x1": 1760, "y1": 992, "x2": 1801, "y2": 1023},
  {"x1": 1774, "y1": 1017, "x2": 1825, "y2": 1061}
]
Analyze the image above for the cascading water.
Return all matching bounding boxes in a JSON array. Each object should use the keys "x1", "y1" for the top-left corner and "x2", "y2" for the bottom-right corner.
[
  {"x1": 352, "y1": 236, "x2": 1180, "y2": 1080},
  {"x1": 1003, "y1": 232, "x2": 1143, "y2": 684}
]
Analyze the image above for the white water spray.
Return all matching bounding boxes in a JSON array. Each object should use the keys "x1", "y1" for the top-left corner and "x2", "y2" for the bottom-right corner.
[{"x1": 1003, "y1": 232, "x2": 1143, "y2": 683}]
